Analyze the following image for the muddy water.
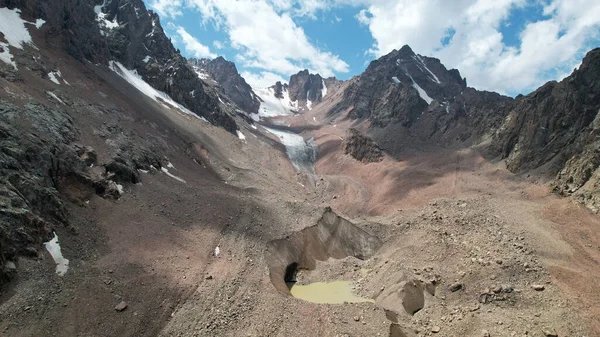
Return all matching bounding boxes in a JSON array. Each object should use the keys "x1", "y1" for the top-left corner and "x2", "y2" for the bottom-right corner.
[{"x1": 287, "y1": 281, "x2": 374, "y2": 304}]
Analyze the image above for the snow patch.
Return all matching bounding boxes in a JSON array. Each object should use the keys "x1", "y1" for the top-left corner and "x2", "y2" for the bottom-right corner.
[
  {"x1": 44, "y1": 233, "x2": 69, "y2": 276},
  {"x1": 0, "y1": 7, "x2": 36, "y2": 69},
  {"x1": 167, "y1": 162, "x2": 175, "y2": 169},
  {"x1": 195, "y1": 70, "x2": 210, "y2": 80},
  {"x1": 263, "y1": 126, "x2": 316, "y2": 172},
  {"x1": 47, "y1": 91, "x2": 65, "y2": 105},
  {"x1": 321, "y1": 79, "x2": 328, "y2": 98},
  {"x1": 48, "y1": 71, "x2": 60, "y2": 84},
  {"x1": 34, "y1": 18, "x2": 45, "y2": 29},
  {"x1": 116, "y1": 184, "x2": 124, "y2": 195},
  {"x1": 161, "y1": 167, "x2": 186, "y2": 183},
  {"x1": 408, "y1": 74, "x2": 433, "y2": 105},
  {"x1": 414, "y1": 55, "x2": 441, "y2": 84},
  {"x1": 142, "y1": 55, "x2": 151, "y2": 63},
  {"x1": 392, "y1": 76, "x2": 401, "y2": 84},
  {"x1": 0, "y1": 42, "x2": 16, "y2": 69},
  {"x1": 109, "y1": 61, "x2": 208, "y2": 122},
  {"x1": 94, "y1": 1, "x2": 120, "y2": 32},
  {"x1": 252, "y1": 86, "x2": 298, "y2": 120},
  {"x1": 306, "y1": 90, "x2": 312, "y2": 110},
  {"x1": 236, "y1": 130, "x2": 246, "y2": 140},
  {"x1": 0, "y1": 7, "x2": 33, "y2": 48}
]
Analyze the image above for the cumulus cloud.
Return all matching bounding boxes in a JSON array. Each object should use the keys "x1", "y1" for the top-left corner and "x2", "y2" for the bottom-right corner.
[
  {"x1": 148, "y1": 0, "x2": 183, "y2": 18},
  {"x1": 355, "y1": 0, "x2": 600, "y2": 94},
  {"x1": 150, "y1": 0, "x2": 600, "y2": 94},
  {"x1": 186, "y1": 0, "x2": 349, "y2": 83},
  {"x1": 174, "y1": 26, "x2": 216, "y2": 59},
  {"x1": 213, "y1": 40, "x2": 225, "y2": 49},
  {"x1": 241, "y1": 71, "x2": 288, "y2": 88}
]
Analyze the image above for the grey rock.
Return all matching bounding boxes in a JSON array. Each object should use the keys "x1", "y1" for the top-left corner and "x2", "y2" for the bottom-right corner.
[
  {"x1": 114, "y1": 301, "x2": 128, "y2": 312},
  {"x1": 449, "y1": 282, "x2": 463, "y2": 292}
]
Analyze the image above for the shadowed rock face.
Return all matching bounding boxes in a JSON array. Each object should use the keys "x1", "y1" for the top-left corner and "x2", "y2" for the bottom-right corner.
[
  {"x1": 265, "y1": 208, "x2": 382, "y2": 294},
  {"x1": 188, "y1": 57, "x2": 261, "y2": 114},
  {"x1": 0, "y1": 0, "x2": 238, "y2": 133},
  {"x1": 288, "y1": 70, "x2": 325, "y2": 103},
  {"x1": 272, "y1": 81, "x2": 288, "y2": 99},
  {"x1": 491, "y1": 48, "x2": 600, "y2": 174}
]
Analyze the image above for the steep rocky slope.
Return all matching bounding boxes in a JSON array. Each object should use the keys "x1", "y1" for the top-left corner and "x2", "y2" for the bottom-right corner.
[
  {"x1": 491, "y1": 48, "x2": 600, "y2": 210},
  {"x1": 0, "y1": 0, "x2": 248, "y2": 284},
  {"x1": 188, "y1": 56, "x2": 261, "y2": 114},
  {"x1": 331, "y1": 45, "x2": 513, "y2": 152},
  {"x1": 0, "y1": 0, "x2": 238, "y2": 132}
]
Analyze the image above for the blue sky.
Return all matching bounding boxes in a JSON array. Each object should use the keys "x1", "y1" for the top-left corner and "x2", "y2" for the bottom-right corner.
[{"x1": 145, "y1": 0, "x2": 600, "y2": 96}]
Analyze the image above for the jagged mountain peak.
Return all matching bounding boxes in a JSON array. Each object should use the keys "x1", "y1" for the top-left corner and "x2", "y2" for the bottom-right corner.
[{"x1": 187, "y1": 56, "x2": 261, "y2": 114}]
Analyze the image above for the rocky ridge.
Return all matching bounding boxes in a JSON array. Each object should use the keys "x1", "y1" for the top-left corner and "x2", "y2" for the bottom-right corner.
[
  {"x1": 267, "y1": 70, "x2": 343, "y2": 111},
  {"x1": 188, "y1": 56, "x2": 261, "y2": 115},
  {"x1": 331, "y1": 45, "x2": 512, "y2": 152}
]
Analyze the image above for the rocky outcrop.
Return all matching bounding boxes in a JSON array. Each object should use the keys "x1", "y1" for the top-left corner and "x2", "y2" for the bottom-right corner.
[
  {"x1": 0, "y1": 95, "x2": 177, "y2": 285},
  {"x1": 0, "y1": 100, "x2": 84, "y2": 284},
  {"x1": 343, "y1": 128, "x2": 384, "y2": 163},
  {"x1": 272, "y1": 81, "x2": 288, "y2": 99},
  {"x1": 285, "y1": 70, "x2": 340, "y2": 110},
  {"x1": 331, "y1": 45, "x2": 600, "y2": 212},
  {"x1": 0, "y1": 0, "x2": 239, "y2": 133},
  {"x1": 188, "y1": 57, "x2": 261, "y2": 114}
]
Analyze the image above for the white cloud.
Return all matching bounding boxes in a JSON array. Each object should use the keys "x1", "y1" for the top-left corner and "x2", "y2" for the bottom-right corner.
[
  {"x1": 241, "y1": 70, "x2": 288, "y2": 88},
  {"x1": 149, "y1": 0, "x2": 600, "y2": 95},
  {"x1": 186, "y1": 0, "x2": 349, "y2": 78},
  {"x1": 355, "y1": 0, "x2": 600, "y2": 94},
  {"x1": 213, "y1": 40, "x2": 225, "y2": 49},
  {"x1": 149, "y1": 0, "x2": 183, "y2": 18},
  {"x1": 174, "y1": 26, "x2": 216, "y2": 59}
]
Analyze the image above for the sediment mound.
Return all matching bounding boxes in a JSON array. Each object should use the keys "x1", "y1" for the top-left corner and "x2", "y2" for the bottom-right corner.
[{"x1": 266, "y1": 207, "x2": 382, "y2": 293}]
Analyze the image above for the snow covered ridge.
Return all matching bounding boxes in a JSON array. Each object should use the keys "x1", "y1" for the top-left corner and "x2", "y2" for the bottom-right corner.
[
  {"x1": 251, "y1": 86, "x2": 298, "y2": 121},
  {"x1": 0, "y1": 7, "x2": 44, "y2": 70},
  {"x1": 109, "y1": 61, "x2": 210, "y2": 123}
]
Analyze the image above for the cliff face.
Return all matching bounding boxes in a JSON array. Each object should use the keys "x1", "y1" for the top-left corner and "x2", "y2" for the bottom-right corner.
[
  {"x1": 491, "y1": 49, "x2": 600, "y2": 211},
  {"x1": 188, "y1": 56, "x2": 261, "y2": 114}
]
